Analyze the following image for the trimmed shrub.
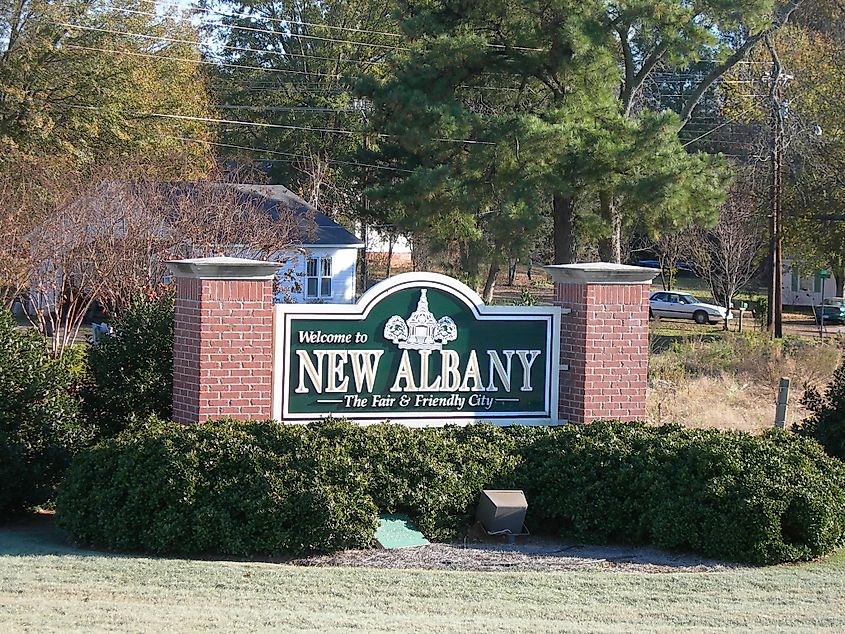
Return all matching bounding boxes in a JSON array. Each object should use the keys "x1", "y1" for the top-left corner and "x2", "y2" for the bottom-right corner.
[
  {"x1": 795, "y1": 362, "x2": 845, "y2": 461},
  {"x1": 57, "y1": 419, "x2": 378, "y2": 555},
  {"x1": 83, "y1": 295, "x2": 174, "y2": 435},
  {"x1": 515, "y1": 422, "x2": 662, "y2": 543},
  {"x1": 518, "y1": 422, "x2": 845, "y2": 565},
  {"x1": 57, "y1": 419, "x2": 845, "y2": 563},
  {"x1": 0, "y1": 311, "x2": 90, "y2": 518},
  {"x1": 309, "y1": 420, "x2": 537, "y2": 540}
]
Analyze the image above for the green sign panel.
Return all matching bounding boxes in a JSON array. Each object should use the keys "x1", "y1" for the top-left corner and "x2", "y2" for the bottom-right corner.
[{"x1": 273, "y1": 273, "x2": 561, "y2": 425}]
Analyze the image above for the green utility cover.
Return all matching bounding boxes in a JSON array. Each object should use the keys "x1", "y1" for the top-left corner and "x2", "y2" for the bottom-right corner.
[{"x1": 376, "y1": 514, "x2": 430, "y2": 549}]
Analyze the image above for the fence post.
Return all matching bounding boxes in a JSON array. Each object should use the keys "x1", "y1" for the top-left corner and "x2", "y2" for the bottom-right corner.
[{"x1": 775, "y1": 376, "x2": 791, "y2": 429}]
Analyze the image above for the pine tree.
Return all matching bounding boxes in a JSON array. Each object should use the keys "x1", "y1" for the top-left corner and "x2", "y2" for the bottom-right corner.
[{"x1": 358, "y1": 0, "x2": 728, "y2": 282}]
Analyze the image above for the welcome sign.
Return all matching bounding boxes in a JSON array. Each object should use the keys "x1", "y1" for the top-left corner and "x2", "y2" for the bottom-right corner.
[{"x1": 272, "y1": 273, "x2": 561, "y2": 426}]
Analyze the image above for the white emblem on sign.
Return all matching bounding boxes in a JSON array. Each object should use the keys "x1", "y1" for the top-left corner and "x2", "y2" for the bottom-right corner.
[{"x1": 383, "y1": 289, "x2": 458, "y2": 350}]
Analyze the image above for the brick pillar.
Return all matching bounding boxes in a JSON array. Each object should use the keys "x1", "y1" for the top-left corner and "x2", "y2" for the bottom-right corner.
[
  {"x1": 166, "y1": 257, "x2": 282, "y2": 424},
  {"x1": 545, "y1": 263, "x2": 658, "y2": 424}
]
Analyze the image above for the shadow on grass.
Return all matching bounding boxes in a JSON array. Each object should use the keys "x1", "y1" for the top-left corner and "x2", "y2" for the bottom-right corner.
[
  {"x1": 0, "y1": 513, "x2": 743, "y2": 572},
  {"x1": 7, "y1": 513, "x2": 840, "y2": 573},
  {"x1": 0, "y1": 512, "x2": 106, "y2": 558},
  {"x1": 0, "y1": 514, "x2": 312, "y2": 568}
]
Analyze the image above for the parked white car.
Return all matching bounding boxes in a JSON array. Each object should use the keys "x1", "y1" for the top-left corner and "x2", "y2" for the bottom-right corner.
[{"x1": 649, "y1": 291, "x2": 732, "y2": 325}]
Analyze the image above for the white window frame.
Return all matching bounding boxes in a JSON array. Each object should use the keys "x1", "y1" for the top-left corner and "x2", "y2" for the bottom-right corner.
[{"x1": 305, "y1": 256, "x2": 333, "y2": 299}]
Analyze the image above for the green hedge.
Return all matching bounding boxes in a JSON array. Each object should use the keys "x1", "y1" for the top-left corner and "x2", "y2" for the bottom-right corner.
[
  {"x1": 518, "y1": 422, "x2": 845, "y2": 564},
  {"x1": 83, "y1": 295, "x2": 174, "y2": 436},
  {"x1": 57, "y1": 419, "x2": 377, "y2": 555},
  {"x1": 0, "y1": 312, "x2": 90, "y2": 518},
  {"x1": 795, "y1": 361, "x2": 845, "y2": 461},
  {"x1": 57, "y1": 419, "x2": 845, "y2": 564},
  {"x1": 310, "y1": 420, "x2": 534, "y2": 540}
]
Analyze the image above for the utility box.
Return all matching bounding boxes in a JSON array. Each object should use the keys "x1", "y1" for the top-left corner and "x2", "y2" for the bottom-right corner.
[{"x1": 475, "y1": 490, "x2": 528, "y2": 534}]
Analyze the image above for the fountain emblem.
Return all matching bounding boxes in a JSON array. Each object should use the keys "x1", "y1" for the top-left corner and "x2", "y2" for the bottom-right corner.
[{"x1": 383, "y1": 289, "x2": 458, "y2": 350}]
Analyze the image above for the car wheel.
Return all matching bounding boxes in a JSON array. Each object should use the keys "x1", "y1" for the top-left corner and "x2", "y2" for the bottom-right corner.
[
  {"x1": 693, "y1": 310, "x2": 709, "y2": 325},
  {"x1": 649, "y1": 308, "x2": 654, "y2": 319}
]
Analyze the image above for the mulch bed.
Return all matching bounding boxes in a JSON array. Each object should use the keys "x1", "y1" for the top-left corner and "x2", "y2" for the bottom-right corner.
[{"x1": 291, "y1": 539, "x2": 740, "y2": 573}]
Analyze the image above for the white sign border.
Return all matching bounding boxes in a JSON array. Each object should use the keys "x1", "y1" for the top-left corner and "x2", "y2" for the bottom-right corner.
[{"x1": 272, "y1": 272, "x2": 562, "y2": 427}]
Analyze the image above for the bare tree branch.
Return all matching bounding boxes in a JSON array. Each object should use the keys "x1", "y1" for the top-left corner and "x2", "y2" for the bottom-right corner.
[
  {"x1": 679, "y1": 0, "x2": 805, "y2": 124},
  {"x1": 9, "y1": 159, "x2": 304, "y2": 356}
]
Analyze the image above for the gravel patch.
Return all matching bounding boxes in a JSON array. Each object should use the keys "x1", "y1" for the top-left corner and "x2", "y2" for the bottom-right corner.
[{"x1": 291, "y1": 539, "x2": 741, "y2": 573}]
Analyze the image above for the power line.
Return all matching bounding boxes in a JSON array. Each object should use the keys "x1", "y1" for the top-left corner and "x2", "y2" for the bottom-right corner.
[
  {"x1": 648, "y1": 62, "x2": 774, "y2": 71},
  {"x1": 73, "y1": 4, "x2": 544, "y2": 52},
  {"x1": 646, "y1": 79, "x2": 761, "y2": 85},
  {"x1": 130, "y1": 0, "x2": 406, "y2": 39},
  {"x1": 62, "y1": 39, "x2": 521, "y2": 94},
  {"x1": 162, "y1": 135, "x2": 414, "y2": 172},
  {"x1": 214, "y1": 105, "x2": 364, "y2": 113},
  {"x1": 61, "y1": 43, "x2": 351, "y2": 78},
  {"x1": 198, "y1": 5, "x2": 544, "y2": 52},
  {"x1": 93, "y1": 6, "x2": 410, "y2": 51},
  {"x1": 218, "y1": 87, "x2": 351, "y2": 94},
  {"x1": 61, "y1": 103, "x2": 363, "y2": 133},
  {"x1": 210, "y1": 80, "x2": 344, "y2": 87},
  {"x1": 57, "y1": 22, "x2": 389, "y2": 66},
  {"x1": 192, "y1": 5, "x2": 405, "y2": 39},
  {"x1": 682, "y1": 107, "x2": 758, "y2": 147},
  {"x1": 213, "y1": 77, "x2": 524, "y2": 92},
  {"x1": 51, "y1": 103, "x2": 496, "y2": 145},
  {"x1": 652, "y1": 93, "x2": 763, "y2": 98},
  {"x1": 210, "y1": 79, "x2": 346, "y2": 86},
  {"x1": 456, "y1": 84, "x2": 521, "y2": 92},
  {"x1": 214, "y1": 81, "x2": 524, "y2": 95}
]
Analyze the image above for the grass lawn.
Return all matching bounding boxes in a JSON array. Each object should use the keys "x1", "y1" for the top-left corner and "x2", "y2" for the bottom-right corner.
[{"x1": 1, "y1": 520, "x2": 844, "y2": 633}]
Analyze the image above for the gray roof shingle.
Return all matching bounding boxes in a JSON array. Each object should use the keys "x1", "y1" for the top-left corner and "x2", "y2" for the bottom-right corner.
[{"x1": 232, "y1": 184, "x2": 364, "y2": 248}]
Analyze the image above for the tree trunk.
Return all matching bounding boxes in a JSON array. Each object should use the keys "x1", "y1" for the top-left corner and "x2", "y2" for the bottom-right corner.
[
  {"x1": 482, "y1": 259, "x2": 500, "y2": 303},
  {"x1": 459, "y1": 242, "x2": 482, "y2": 287},
  {"x1": 724, "y1": 293, "x2": 732, "y2": 331},
  {"x1": 597, "y1": 191, "x2": 622, "y2": 263},
  {"x1": 507, "y1": 259, "x2": 517, "y2": 285},
  {"x1": 386, "y1": 236, "x2": 394, "y2": 278},
  {"x1": 833, "y1": 264, "x2": 845, "y2": 297},
  {"x1": 358, "y1": 221, "x2": 369, "y2": 293},
  {"x1": 552, "y1": 193, "x2": 577, "y2": 264}
]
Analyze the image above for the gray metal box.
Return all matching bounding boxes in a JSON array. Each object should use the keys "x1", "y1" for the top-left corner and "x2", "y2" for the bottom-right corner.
[{"x1": 475, "y1": 490, "x2": 527, "y2": 534}]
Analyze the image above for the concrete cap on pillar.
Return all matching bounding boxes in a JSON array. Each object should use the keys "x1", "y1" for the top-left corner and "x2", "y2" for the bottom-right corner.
[
  {"x1": 166, "y1": 256, "x2": 282, "y2": 281},
  {"x1": 544, "y1": 262, "x2": 660, "y2": 285}
]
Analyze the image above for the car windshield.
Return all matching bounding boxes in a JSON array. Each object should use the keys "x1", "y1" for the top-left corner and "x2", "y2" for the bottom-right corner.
[
  {"x1": 823, "y1": 298, "x2": 845, "y2": 307},
  {"x1": 680, "y1": 294, "x2": 698, "y2": 304}
]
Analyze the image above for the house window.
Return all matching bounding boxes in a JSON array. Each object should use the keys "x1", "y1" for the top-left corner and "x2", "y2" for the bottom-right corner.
[
  {"x1": 814, "y1": 273, "x2": 824, "y2": 294},
  {"x1": 791, "y1": 269, "x2": 799, "y2": 292},
  {"x1": 306, "y1": 257, "x2": 332, "y2": 298}
]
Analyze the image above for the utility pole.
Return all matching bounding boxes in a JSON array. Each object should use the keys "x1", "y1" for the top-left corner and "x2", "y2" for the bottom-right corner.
[
  {"x1": 360, "y1": 107, "x2": 370, "y2": 293},
  {"x1": 361, "y1": 131, "x2": 370, "y2": 291},
  {"x1": 766, "y1": 35, "x2": 787, "y2": 339}
]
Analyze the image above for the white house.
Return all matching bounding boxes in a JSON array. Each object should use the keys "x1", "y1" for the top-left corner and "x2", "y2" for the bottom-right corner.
[
  {"x1": 358, "y1": 224, "x2": 413, "y2": 268},
  {"x1": 782, "y1": 261, "x2": 839, "y2": 307},
  {"x1": 234, "y1": 185, "x2": 364, "y2": 304},
  {"x1": 20, "y1": 181, "x2": 365, "y2": 324}
]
